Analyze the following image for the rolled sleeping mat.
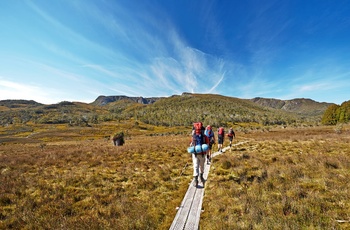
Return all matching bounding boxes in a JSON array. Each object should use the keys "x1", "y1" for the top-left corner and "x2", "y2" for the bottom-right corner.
[
  {"x1": 195, "y1": 145, "x2": 202, "y2": 153},
  {"x1": 187, "y1": 146, "x2": 195, "y2": 154},
  {"x1": 201, "y1": 144, "x2": 209, "y2": 152},
  {"x1": 195, "y1": 144, "x2": 209, "y2": 153}
]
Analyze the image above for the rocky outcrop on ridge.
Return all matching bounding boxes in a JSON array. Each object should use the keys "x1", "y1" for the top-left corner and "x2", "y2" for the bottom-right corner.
[{"x1": 91, "y1": 95, "x2": 163, "y2": 106}]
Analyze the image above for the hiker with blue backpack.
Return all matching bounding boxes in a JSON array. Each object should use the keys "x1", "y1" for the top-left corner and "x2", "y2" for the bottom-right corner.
[
  {"x1": 204, "y1": 125, "x2": 215, "y2": 164},
  {"x1": 188, "y1": 122, "x2": 209, "y2": 187}
]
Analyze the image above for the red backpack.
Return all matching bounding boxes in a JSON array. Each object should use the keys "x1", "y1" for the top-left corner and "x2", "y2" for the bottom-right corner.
[
  {"x1": 192, "y1": 122, "x2": 207, "y2": 147},
  {"x1": 228, "y1": 128, "x2": 235, "y2": 137},
  {"x1": 218, "y1": 127, "x2": 224, "y2": 135},
  {"x1": 193, "y1": 122, "x2": 203, "y2": 135}
]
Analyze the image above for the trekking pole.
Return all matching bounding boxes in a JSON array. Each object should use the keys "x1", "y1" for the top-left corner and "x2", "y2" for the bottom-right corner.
[{"x1": 179, "y1": 162, "x2": 189, "y2": 177}]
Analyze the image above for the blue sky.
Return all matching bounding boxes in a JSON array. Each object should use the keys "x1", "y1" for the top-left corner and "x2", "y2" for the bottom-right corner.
[{"x1": 1, "y1": 0, "x2": 350, "y2": 104}]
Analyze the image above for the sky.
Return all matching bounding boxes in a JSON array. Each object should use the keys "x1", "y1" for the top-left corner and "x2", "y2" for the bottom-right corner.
[{"x1": 1, "y1": 0, "x2": 350, "y2": 105}]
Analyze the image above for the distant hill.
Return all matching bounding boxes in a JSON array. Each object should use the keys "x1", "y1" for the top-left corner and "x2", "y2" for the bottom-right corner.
[
  {"x1": 102, "y1": 93, "x2": 330, "y2": 127},
  {"x1": 0, "y1": 100, "x2": 43, "y2": 110},
  {"x1": 250, "y1": 97, "x2": 334, "y2": 117},
  {"x1": 0, "y1": 93, "x2": 339, "y2": 127},
  {"x1": 91, "y1": 95, "x2": 163, "y2": 106}
]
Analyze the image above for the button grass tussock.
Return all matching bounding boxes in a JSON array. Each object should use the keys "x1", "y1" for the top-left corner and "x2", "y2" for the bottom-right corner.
[{"x1": 0, "y1": 120, "x2": 350, "y2": 229}]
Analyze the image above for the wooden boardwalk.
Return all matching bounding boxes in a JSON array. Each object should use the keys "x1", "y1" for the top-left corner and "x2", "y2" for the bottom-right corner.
[{"x1": 170, "y1": 142, "x2": 247, "y2": 230}]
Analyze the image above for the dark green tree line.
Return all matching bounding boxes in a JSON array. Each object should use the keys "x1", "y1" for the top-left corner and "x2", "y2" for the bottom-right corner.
[{"x1": 321, "y1": 101, "x2": 350, "y2": 125}]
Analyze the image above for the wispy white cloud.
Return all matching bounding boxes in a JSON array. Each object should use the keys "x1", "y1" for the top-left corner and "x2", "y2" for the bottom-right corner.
[
  {"x1": 161, "y1": 29, "x2": 227, "y2": 94},
  {"x1": 278, "y1": 70, "x2": 350, "y2": 103},
  {"x1": 0, "y1": 79, "x2": 54, "y2": 104},
  {"x1": 24, "y1": 0, "x2": 230, "y2": 100},
  {"x1": 236, "y1": 77, "x2": 282, "y2": 99},
  {"x1": 3, "y1": 0, "x2": 345, "y2": 105},
  {"x1": 26, "y1": 0, "x2": 123, "y2": 62},
  {"x1": 299, "y1": 83, "x2": 331, "y2": 92},
  {"x1": 208, "y1": 71, "x2": 226, "y2": 93}
]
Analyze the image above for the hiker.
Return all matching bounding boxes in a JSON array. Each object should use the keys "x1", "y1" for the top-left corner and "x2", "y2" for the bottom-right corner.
[
  {"x1": 217, "y1": 127, "x2": 224, "y2": 152},
  {"x1": 204, "y1": 125, "x2": 215, "y2": 164},
  {"x1": 112, "y1": 131, "x2": 125, "y2": 146},
  {"x1": 227, "y1": 127, "x2": 236, "y2": 147},
  {"x1": 190, "y1": 122, "x2": 209, "y2": 187}
]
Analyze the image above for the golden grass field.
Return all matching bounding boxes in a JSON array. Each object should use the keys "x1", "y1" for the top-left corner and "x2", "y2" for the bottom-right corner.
[{"x1": 0, "y1": 122, "x2": 349, "y2": 229}]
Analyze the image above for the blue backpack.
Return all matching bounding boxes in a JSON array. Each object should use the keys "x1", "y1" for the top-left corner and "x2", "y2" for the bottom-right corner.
[{"x1": 205, "y1": 126, "x2": 215, "y2": 143}]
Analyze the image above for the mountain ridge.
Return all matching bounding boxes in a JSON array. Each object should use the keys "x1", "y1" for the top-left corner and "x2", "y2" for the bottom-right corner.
[
  {"x1": 249, "y1": 97, "x2": 333, "y2": 116},
  {"x1": 0, "y1": 93, "x2": 338, "y2": 127},
  {"x1": 89, "y1": 94, "x2": 335, "y2": 117},
  {"x1": 0, "y1": 94, "x2": 335, "y2": 117},
  {"x1": 91, "y1": 95, "x2": 163, "y2": 106}
]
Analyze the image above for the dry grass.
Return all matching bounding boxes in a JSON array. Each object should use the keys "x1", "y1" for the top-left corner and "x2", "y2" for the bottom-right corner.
[
  {"x1": 0, "y1": 123, "x2": 192, "y2": 229},
  {"x1": 1, "y1": 123, "x2": 350, "y2": 229},
  {"x1": 202, "y1": 125, "x2": 350, "y2": 229}
]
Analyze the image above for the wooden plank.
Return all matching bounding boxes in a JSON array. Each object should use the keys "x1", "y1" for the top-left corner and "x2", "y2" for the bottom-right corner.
[
  {"x1": 185, "y1": 187, "x2": 203, "y2": 230},
  {"x1": 184, "y1": 163, "x2": 210, "y2": 230},
  {"x1": 170, "y1": 141, "x2": 248, "y2": 230},
  {"x1": 169, "y1": 179, "x2": 197, "y2": 230}
]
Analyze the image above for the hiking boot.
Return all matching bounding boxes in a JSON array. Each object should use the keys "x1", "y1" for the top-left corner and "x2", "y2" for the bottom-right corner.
[
  {"x1": 193, "y1": 176, "x2": 198, "y2": 188},
  {"x1": 200, "y1": 173, "x2": 205, "y2": 183},
  {"x1": 200, "y1": 174, "x2": 206, "y2": 187}
]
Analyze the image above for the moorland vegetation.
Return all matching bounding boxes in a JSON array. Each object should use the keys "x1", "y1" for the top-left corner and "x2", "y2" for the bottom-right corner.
[{"x1": 1, "y1": 93, "x2": 350, "y2": 229}]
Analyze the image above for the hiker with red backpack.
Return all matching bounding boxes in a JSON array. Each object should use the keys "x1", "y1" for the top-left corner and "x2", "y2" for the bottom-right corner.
[
  {"x1": 189, "y1": 122, "x2": 209, "y2": 187},
  {"x1": 204, "y1": 125, "x2": 215, "y2": 164},
  {"x1": 217, "y1": 127, "x2": 224, "y2": 152},
  {"x1": 227, "y1": 127, "x2": 236, "y2": 148}
]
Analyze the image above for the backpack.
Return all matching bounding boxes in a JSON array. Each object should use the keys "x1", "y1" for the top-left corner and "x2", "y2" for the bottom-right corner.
[
  {"x1": 192, "y1": 122, "x2": 207, "y2": 153},
  {"x1": 204, "y1": 129, "x2": 213, "y2": 138},
  {"x1": 205, "y1": 126, "x2": 214, "y2": 142},
  {"x1": 193, "y1": 122, "x2": 203, "y2": 135},
  {"x1": 229, "y1": 128, "x2": 235, "y2": 136},
  {"x1": 218, "y1": 127, "x2": 224, "y2": 135}
]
